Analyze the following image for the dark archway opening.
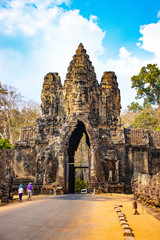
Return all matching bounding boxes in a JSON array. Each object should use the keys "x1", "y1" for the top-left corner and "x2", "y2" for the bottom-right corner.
[{"x1": 67, "y1": 121, "x2": 90, "y2": 193}]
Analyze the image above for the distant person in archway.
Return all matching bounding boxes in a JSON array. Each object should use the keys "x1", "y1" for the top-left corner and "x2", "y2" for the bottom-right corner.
[
  {"x1": 27, "y1": 182, "x2": 33, "y2": 201},
  {"x1": 18, "y1": 184, "x2": 24, "y2": 202}
]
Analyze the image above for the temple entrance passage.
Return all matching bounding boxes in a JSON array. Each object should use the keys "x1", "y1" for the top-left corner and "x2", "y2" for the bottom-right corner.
[{"x1": 66, "y1": 121, "x2": 91, "y2": 193}]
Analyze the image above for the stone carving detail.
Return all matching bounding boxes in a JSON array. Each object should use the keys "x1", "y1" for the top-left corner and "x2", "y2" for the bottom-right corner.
[
  {"x1": 40, "y1": 44, "x2": 121, "y2": 127},
  {"x1": 100, "y1": 71, "x2": 121, "y2": 125},
  {"x1": 41, "y1": 72, "x2": 62, "y2": 116},
  {"x1": 34, "y1": 145, "x2": 58, "y2": 185},
  {"x1": 63, "y1": 43, "x2": 100, "y2": 121}
]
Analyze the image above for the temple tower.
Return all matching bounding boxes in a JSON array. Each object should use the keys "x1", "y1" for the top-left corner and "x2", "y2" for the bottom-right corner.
[{"x1": 63, "y1": 43, "x2": 100, "y2": 120}]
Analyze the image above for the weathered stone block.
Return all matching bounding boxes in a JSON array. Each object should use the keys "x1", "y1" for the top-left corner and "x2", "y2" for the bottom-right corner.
[{"x1": 123, "y1": 229, "x2": 133, "y2": 236}]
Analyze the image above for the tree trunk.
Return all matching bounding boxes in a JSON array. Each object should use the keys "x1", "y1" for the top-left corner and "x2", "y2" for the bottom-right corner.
[{"x1": 2, "y1": 101, "x2": 13, "y2": 144}]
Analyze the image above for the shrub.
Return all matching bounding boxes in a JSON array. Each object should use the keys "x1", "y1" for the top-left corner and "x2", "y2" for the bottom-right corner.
[
  {"x1": 75, "y1": 179, "x2": 86, "y2": 193},
  {"x1": 0, "y1": 138, "x2": 14, "y2": 149}
]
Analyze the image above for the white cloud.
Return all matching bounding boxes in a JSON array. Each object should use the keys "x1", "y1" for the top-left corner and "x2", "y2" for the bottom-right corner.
[
  {"x1": 1, "y1": 1, "x2": 159, "y2": 111},
  {"x1": 0, "y1": 1, "x2": 62, "y2": 36},
  {"x1": 137, "y1": 20, "x2": 160, "y2": 63},
  {"x1": 89, "y1": 15, "x2": 98, "y2": 23},
  {"x1": 0, "y1": 0, "x2": 105, "y2": 104},
  {"x1": 136, "y1": 42, "x2": 141, "y2": 47},
  {"x1": 102, "y1": 48, "x2": 150, "y2": 110},
  {"x1": 119, "y1": 47, "x2": 131, "y2": 58}
]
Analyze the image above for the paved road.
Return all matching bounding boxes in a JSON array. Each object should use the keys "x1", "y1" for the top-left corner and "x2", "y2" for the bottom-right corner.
[{"x1": 0, "y1": 194, "x2": 111, "y2": 240}]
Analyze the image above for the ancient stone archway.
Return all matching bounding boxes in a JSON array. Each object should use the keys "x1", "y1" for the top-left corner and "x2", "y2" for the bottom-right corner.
[
  {"x1": 11, "y1": 43, "x2": 160, "y2": 197},
  {"x1": 14, "y1": 43, "x2": 124, "y2": 193},
  {"x1": 66, "y1": 121, "x2": 91, "y2": 193}
]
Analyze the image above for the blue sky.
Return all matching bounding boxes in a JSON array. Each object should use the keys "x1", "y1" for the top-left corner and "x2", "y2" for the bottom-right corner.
[
  {"x1": 0, "y1": 0, "x2": 160, "y2": 112},
  {"x1": 71, "y1": 0, "x2": 159, "y2": 55}
]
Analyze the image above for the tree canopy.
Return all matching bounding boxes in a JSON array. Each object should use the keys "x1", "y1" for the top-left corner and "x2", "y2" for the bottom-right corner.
[
  {"x1": 131, "y1": 108, "x2": 158, "y2": 130},
  {"x1": 131, "y1": 64, "x2": 160, "y2": 108},
  {"x1": 122, "y1": 106, "x2": 160, "y2": 131},
  {"x1": 127, "y1": 102, "x2": 143, "y2": 113},
  {"x1": 122, "y1": 64, "x2": 160, "y2": 131}
]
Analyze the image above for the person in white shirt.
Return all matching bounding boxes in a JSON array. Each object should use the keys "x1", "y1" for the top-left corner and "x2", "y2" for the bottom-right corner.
[{"x1": 18, "y1": 184, "x2": 24, "y2": 202}]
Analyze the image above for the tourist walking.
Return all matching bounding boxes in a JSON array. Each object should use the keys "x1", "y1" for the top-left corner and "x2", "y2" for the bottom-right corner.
[
  {"x1": 27, "y1": 182, "x2": 33, "y2": 201},
  {"x1": 18, "y1": 184, "x2": 24, "y2": 202}
]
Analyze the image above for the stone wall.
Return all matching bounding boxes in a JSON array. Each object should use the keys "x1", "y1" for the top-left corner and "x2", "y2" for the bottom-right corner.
[
  {"x1": 20, "y1": 126, "x2": 36, "y2": 142},
  {"x1": 14, "y1": 143, "x2": 37, "y2": 179},
  {"x1": 132, "y1": 173, "x2": 160, "y2": 207},
  {"x1": 0, "y1": 149, "x2": 14, "y2": 202},
  {"x1": 125, "y1": 128, "x2": 160, "y2": 174}
]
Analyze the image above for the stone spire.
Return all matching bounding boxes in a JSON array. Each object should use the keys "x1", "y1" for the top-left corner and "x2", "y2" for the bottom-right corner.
[
  {"x1": 41, "y1": 72, "x2": 62, "y2": 116},
  {"x1": 63, "y1": 43, "x2": 100, "y2": 118},
  {"x1": 100, "y1": 71, "x2": 121, "y2": 125},
  {"x1": 65, "y1": 43, "x2": 97, "y2": 83},
  {"x1": 76, "y1": 43, "x2": 86, "y2": 55}
]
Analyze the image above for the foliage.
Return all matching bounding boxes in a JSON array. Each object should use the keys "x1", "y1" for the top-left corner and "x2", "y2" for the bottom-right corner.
[
  {"x1": 131, "y1": 64, "x2": 160, "y2": 108},
  {"x1": 0, "y1": 83, "x2": 42, "y2": 144},
  {"x1": 131, "y1": 109, "x2": 158, "y2": 130},
  {"x1": 153, "y1": 107, "x2": 160, "y2": 131},
  {"x1": 127, "y1": 102, "x2": 143, "y2": 113},
  {"x1": 122, "y1": 107, "x2": 160, "y2": 131},
  {"x1": 75, "y1": 179, "x2": 86, "y2": 193},
  {"x1": 124, "y1": 64, "x2": 160, "y2": 131},
  {"x1": 0, "y1": 138, "x2": 14, "y2": 149}
]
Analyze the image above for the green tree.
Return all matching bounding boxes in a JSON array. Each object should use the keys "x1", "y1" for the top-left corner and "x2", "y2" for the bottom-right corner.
[
  {"x1": 131, "y1": 64, "x2": 160, "y2": 108},
  {"x1": 131, "y1": 108, "x2": 158, "y2": 130},
  {"x1": 0, "y1": 138, "x2": 14, "y2": 149},
  {"x1": 127, "y1": 102, "x2": 143, "y2": 113}
]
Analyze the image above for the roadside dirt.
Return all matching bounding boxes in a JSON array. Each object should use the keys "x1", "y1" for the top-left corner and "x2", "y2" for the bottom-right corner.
[{"x1": 87, "y1": 194, "x2": 160, "y2": 240}]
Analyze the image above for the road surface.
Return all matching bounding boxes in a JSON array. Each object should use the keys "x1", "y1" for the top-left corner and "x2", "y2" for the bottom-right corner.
[
  {"x1": 0, "y1": 194, "x2": 123, "y2": 240},
  {"x1": 1, "y1": 194, "x2": 160, "y2": 240}
]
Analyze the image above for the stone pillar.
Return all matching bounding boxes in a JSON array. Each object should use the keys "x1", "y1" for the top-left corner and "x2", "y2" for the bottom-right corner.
[
  {"x1": 108, "y1": 170, "x2": 113, "y2": 183},
  {"x1": 57, "y1": 154, "x2": 65, "y2": 187},
  {"x1": 143, "y1": 150, "x2": 149, "y2": 174},
  {"x1": 90, "y1": 145, "x2": 98, "y2": 183},
  {"x1": 116, "y1": 160, "x2": 120, "y2": 183}
]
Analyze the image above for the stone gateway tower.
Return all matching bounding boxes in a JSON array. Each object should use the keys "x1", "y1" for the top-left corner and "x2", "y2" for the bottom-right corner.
[{"x1": 10, "y1": 44, "x2": 160, "y2": 195}]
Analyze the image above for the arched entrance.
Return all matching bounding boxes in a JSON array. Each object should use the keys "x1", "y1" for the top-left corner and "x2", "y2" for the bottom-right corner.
[{"x1": 65, "y1": 121, "x2": 91, "y2": 193}]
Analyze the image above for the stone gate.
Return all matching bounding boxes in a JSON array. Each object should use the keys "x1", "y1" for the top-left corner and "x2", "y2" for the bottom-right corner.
[{"x1": 1, "y1": 43, "x2": 160, "y2": 197}]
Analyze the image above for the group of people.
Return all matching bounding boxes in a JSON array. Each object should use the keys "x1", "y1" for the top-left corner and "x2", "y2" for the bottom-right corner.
[{"x1": 18, "y1": 182, "x2": 33, "y2": 202}]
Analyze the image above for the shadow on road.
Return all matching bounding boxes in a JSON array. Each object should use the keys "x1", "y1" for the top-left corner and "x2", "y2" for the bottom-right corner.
[{"x1": 50, "y1": 193, "x2": 134, "y2": 202}]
